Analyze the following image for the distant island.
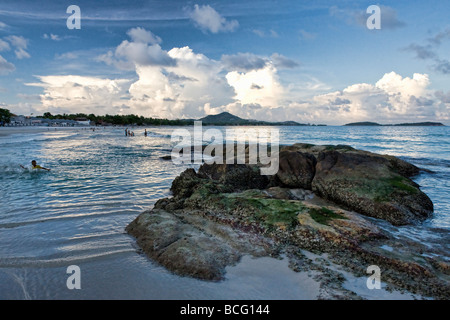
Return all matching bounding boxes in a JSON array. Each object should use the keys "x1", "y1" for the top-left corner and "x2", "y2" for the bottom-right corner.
[{"x1": 345, "y1": 121, "x2": 445, "y2": 127}]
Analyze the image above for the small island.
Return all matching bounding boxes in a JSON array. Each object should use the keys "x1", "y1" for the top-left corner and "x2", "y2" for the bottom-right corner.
[{"x1": 345, "y1": 121, "x2": 445, "y2": 126}]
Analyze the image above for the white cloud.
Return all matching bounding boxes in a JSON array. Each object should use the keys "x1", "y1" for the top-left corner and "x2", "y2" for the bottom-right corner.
[
  {"x1": 0, "y1": 39, "x2": 10, "y2": 51},
  {"x1": 5, "y1": 35, "x2": 30, "y2": 59},
  {"x1": 14, "y1": 48, "x2": 30, "y2": 59},
  {"x1": 97, "y1": 28, "x2": 176, "y2": 70},
  {"x1": 115, "y1": 40, "x2": 176, "y2": 67},
  {"x1": 252, "y1": 29, "x2": 278, "y2": 38},
  {"x1": 303, "y1": 72, "x2": 442, "y2": 123},
  {"x1": 226, "y1": 63, "x2": 284, "y2": 108},
  {"x1": 43, "y1": 33, "x2": 61, "y2": 41},
  {"x1": 25, "y1": 75, "x2": 131, "y2": 114},
  {"x1": 126, "y1": 27, "x2": 161, "y2": 44},
  {"x1": 0, "y1": 54, "x2": 15, "y2": 75},
  {"x1": 298, "y1": 29, "x2": 316, "y2": 40},
  {"x1": 25, "y1": 27, "x2": 448, "y2": 125},
  {"x1": 188, "y1": 4, "x2": 239, "y2": 33}
]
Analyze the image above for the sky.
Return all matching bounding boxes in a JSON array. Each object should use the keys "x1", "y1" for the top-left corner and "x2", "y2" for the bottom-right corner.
[{"x1": 0, "y1": 0, "x2": 449, "y2": 125}]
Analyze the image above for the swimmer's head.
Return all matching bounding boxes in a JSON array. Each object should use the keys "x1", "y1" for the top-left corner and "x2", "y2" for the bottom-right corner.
[{"x1": 31, "y1": 160, "x2": 37, "y2": 166}]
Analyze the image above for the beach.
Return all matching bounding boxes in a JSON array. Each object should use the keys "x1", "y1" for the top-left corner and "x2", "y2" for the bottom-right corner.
[{"x1": 0, "y1": 125, "x2": 448, "y2": 299}]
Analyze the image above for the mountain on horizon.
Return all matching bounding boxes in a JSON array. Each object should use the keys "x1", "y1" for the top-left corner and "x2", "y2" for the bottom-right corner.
[{"x1": 200, "y1": 112, "x2": 246, "y2": 124}]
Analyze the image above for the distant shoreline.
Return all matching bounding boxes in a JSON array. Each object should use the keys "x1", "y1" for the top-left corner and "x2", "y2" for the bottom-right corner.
[{"x1": 0, "y1": 126, "x2": 83, "y2": 137}]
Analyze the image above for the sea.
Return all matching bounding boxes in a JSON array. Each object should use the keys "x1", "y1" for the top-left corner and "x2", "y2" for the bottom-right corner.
[{"x1": 0, "y1": 125, "x2": 448, "y2": 300}]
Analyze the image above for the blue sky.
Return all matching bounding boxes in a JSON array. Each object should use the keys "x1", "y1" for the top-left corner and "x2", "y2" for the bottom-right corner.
[{"x1": 0, "y1": 0, "x2": 449, "y2": 124}]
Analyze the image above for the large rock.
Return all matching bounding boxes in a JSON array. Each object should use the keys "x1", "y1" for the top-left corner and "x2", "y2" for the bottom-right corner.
[
  {"x1": 126, "y1": 208, "x2": 275, "y2": 280},
  {"x1": 275, "y1": 150, "x2": 317, "y2": 189},
  {"x1": 311, "y1": 150, "x2": 433, "y2": 226},
  {"x1": 127, "y1": 143, "x2": 450, "y2": 298},
  {"x1": 197, "y1": 163, "x2": 269, "y2": 191}
]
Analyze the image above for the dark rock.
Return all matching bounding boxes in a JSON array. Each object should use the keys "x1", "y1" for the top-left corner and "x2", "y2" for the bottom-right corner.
[
  {"x1": 126, "y1": 208, "x2": 275, "y2": 281},
  {"x1": 126, "y1": 142, "x2": 447, "y2": 299},
  {"x1": 198, "y1": 163, "x2": 269, "y2": 191},
  {"x1": 312, "y1": 150, "x2": 433, "y2": 226},
  {"x1": 276, "y1": 150, "x2": 317, "y2": 189},
  {"x1": 170, "y1": 168, "x2": 201, "y2": 198}
]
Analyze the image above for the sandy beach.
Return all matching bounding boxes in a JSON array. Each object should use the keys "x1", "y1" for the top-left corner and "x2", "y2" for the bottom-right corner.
[{"x1": 0, "y1": 126, "x2": 87, "y2": 137}]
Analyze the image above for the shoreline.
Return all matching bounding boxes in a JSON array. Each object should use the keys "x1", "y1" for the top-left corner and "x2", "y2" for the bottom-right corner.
[{"x1": 0, "y1": 126, "x2": 90, "y2": 137}]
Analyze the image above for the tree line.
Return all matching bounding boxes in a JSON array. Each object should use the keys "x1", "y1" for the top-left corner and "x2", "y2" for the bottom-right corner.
[
  {"x1": 40, "y1": 112, "x2": 194, "y2": 126},
  {"x1": 0, "y1": 108, "x2": 194, "y2": 126}
]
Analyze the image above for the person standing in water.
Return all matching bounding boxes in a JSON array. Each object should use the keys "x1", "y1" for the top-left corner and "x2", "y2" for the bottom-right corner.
[
  {"x1": 21, "y1": 160, "x2": 51, "y2": 171},
  {"x1": 144, "y1": 129, "x2": 147, "y2": 137}
]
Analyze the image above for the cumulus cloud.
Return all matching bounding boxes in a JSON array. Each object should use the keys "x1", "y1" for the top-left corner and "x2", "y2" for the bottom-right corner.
[
  {"x1": 188, "y1": 4, "x2": 239, "y2": 33},
  {"x1": 126, "y1": 27, "x2": 161, "y2": 44},
  {"x1": 28, "y1": 27, "x2": 448, "y2": 125},
  {"x1": 220, "y1": 71, "x2": 447, "y2": 124},
  {"x1": 305, "y1": 72, "x2": 442, "y2": 123},
  {"x1": 115, "y1": 41, "x2": 176, "y2": 67},
  {"x1": 25, "y1": 75, "x2": 131, "y2": 114},
  {"x1": 226, "y1": 63, "x2": 284, "y2": 108},
  {"x1": 42, "y1": 29, "x2": 235, "y2": 119},
  {"x1": 96, "y1": 28, "x2": 176, "y2": 70}
]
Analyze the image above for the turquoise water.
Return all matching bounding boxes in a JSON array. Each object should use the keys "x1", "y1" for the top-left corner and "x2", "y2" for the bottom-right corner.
[{"x1": 0, "y1": 126, "x2": 448, "y2": 299}]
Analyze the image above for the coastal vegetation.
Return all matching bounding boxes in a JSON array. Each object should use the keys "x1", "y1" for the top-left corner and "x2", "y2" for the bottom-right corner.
[{"x1": 0, "y1": 108, "x2": 12, "y2": 125}]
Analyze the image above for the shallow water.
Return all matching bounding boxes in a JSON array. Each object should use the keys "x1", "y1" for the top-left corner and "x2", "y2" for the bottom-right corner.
[{"x1": 0, "y1": 125, "x2": 448, "y2": 299}]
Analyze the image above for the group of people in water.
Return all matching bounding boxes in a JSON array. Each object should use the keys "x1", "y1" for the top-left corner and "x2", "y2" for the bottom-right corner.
[
  {"x1": 22, "y1": 128, "x2": 150, "y2": 172},
  {"x1": 125, "y1": 128, "x2": 148, "y2": 137}
]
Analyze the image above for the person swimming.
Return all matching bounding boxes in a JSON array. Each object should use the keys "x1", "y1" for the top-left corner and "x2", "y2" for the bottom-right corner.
[{"x1": 20, "y1": 160, "x2": 51, "y2": 171}]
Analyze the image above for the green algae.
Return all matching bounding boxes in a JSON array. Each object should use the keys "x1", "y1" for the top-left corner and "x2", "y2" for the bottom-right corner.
[{"x1": 309, "y1": 207, "x2": 348, "y2": 226}]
